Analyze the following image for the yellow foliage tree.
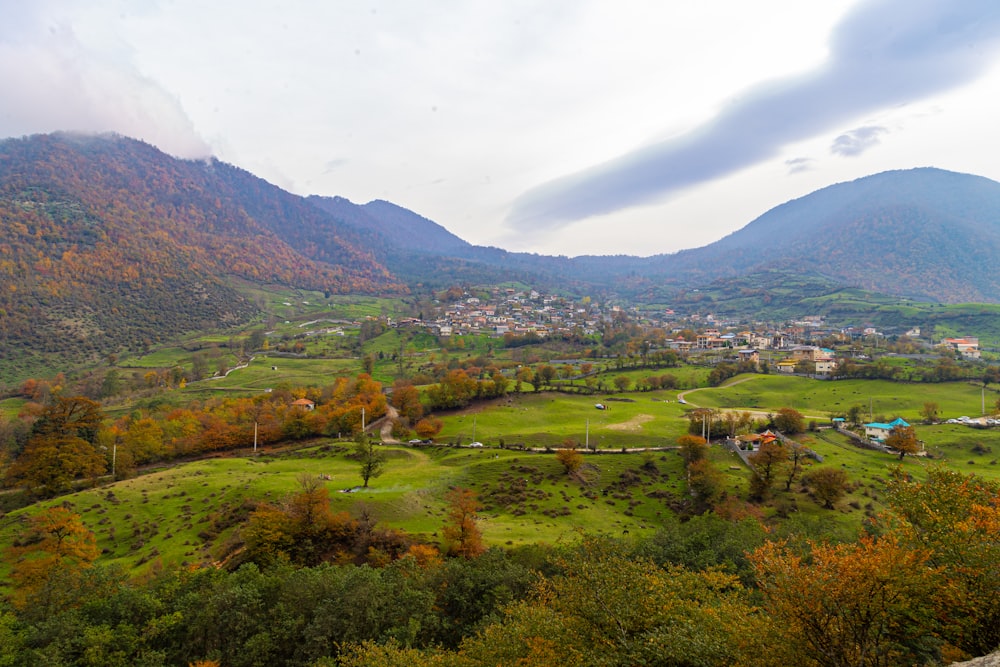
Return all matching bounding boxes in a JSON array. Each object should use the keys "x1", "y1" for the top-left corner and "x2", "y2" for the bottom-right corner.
[{"x1": 5, "y1": 507, "x2": 99, "y2": 612}]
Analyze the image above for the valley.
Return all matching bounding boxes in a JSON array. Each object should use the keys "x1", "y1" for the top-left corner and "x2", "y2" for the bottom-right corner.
[{"x1": 2, "y1": 134, "x2": 1000, "y2": 665}]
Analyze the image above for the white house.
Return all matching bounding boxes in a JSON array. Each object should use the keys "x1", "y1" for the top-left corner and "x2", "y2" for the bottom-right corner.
[{"x1": 865, "y1": 417, "x2": 909, "y2": 443}]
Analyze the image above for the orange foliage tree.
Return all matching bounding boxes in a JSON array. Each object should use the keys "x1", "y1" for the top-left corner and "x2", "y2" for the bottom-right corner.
[
  {"x1": 442, "y1": 487, "x2": 485, "y2": 558},
  {"x1": 750, "y1": 535, "x2": 942, "y2": 667},
  {"x1": 5, "y1": 507, "x2": 99, "y2": 613}
]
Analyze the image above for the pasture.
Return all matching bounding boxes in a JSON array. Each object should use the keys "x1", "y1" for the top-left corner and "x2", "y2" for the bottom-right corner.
[
  {"x1": 685, "y1": 374, "x2": 994, "y2": 422},
  {"x1": 436, "y1": 391, "x2": 691, "y2": 449}
]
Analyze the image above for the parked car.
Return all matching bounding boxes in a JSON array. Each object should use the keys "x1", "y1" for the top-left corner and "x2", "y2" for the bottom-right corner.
[{"x1": 469, "y1": 441, "x2": 484, "y2": 448}]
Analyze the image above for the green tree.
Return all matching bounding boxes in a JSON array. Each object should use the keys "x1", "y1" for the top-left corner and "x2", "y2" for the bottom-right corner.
[
  {"x1": 354, "y1": 436, "x2": 386, "y2": 488},
  {"x1": 748, "y1": 440, "x2": 788, "y2": 501},
  {"x1": 687, "y1": 458, "x2": 724, "y2": 509},
  {"x1": 919, "y1": 401, "x2": 939, "y2": 423}
]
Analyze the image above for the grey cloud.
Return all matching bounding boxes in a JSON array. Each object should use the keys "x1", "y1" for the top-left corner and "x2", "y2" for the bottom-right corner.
[
  {"x1": 507, "y1": 0, "x2": 1000, "y2": 231},
  {"x1": 831, "y1": 126, "x2": 887, "y2": 157},
  {"x1": 785, "y1": 157, "x2": 815, "y2": 174}
]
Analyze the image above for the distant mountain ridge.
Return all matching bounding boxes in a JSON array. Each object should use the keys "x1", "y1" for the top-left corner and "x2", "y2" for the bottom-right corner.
[
  {"x1": 4, "y1": 132, "x2": 1000, "y2": 379},
  {"x1": 319, "y1": 164, "x2": 1000, "y2": 304}
]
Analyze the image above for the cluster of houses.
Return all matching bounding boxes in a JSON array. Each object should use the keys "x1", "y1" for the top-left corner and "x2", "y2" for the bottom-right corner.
[
  {"x1": 398, "y1": 289, "x2": 602, "y2": 339},
  {"x1": 384, "y1": 288, "x2": 984, "y2": 382}
]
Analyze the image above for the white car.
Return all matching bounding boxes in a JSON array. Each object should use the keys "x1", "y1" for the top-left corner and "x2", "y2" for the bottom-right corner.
[{"x1": 469, "y1": 441, "x2": 484, "y2": 448}]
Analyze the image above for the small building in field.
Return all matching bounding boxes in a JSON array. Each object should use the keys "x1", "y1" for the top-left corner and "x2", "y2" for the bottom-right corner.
[
  {"x1": 776, "y1": 360, "x2": 798, "y2": 373},
  {"x1": 865, "y1": 417, "x2": 909, "y2": 442}
]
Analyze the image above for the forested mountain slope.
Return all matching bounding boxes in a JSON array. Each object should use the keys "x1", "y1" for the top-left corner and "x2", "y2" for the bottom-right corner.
[{"x1": 0, "y1": 133, "x2": 401, "y2": 377}]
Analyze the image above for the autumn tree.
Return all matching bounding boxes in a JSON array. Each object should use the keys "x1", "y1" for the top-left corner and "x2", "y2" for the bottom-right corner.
[
  {"x1": 885, "y1": 425, "x2": 919, "y2": 460},
  {"x1": 676, "y1": 434, "x2": 708, "y2": 465},
  {"x1": 442, "y1": 487, "x2": 485, "y2": 558},
  {"x1": 555, "y1": 444, "x2": 584, "y2": 475},
  {"x1": 413, "y1": 417, "x2": 443, "y2": 440},
  {"x1": 805, "y1": 467, "x2": 850, "y2": 508},
  {"x1": 750, "y1": 536, "x2": 942, "y2": 667},
  {"x1": 612, "y1": 375, "x2": 631, "y2": 392},
  {"x1": 919, "y1": 401, "x2": 939, "y2": 424},
  {"x1": 514, "y1": 366, "x2": 534, "y2": 393},
  {"x1": 241, "y1": 474, "x2": 356, "y2": 567},
  {"x1": 6, "y1": 433, "x2": 107, "y2": 497},
  {"x1": 773, "y1": 407, "x2": 805, "y2": 434},
  {"x1": 5, "y1": 507, "x2": 99, "y2": 612},
  {"x1": 883, "y1": 466, "x2": 1000, "y2": 656},
  {"x1": 391, "y1": 380, "x2": 424, "y2": 424}
]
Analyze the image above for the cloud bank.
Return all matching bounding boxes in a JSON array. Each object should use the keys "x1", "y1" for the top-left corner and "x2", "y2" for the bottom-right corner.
[
  {"x1": 506, "y1": 0, "x2": 1000, "y2": 232},
  {"x1": 0, "y1": 2, "x2": 209, "y2": 158}
]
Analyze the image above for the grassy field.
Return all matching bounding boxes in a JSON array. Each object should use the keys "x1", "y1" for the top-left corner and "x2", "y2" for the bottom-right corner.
[
  {"x1": 0, "y1": 442, "x2": 693, "y2": 577},
  {"x1": 436, "y1": 391, "x2": 691, "y2": 449},
  {"x1": 0, "y1": 398, "x2": 26, "y2": 419},
  {"x1": 684, "y1": 374, "x2": 993, "y2": 422}
]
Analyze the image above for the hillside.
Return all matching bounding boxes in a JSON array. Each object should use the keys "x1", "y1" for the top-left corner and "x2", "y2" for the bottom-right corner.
[
  {"x1": 0, "y1": 133, "x2": 402, "y2": 379},
  {"x1": 652, "y1": 168, "x2": 1000, "y2": 302}
]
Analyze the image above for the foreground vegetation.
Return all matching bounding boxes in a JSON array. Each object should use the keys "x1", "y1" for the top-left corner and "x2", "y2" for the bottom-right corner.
[{"x1": 1, "y1": 465, "x2": 996, "y2": 666}]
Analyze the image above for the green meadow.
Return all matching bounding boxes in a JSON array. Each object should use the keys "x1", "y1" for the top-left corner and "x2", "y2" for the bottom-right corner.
[
  {"x1": 0, "y1": 442, "x2": 694, "y2": 578},
  {"x1": 436, "y1": 391, "x2": 691, "y2": 449},
  {"x1": 685, "y1": 374, "x2": 993, "y2": 422}
]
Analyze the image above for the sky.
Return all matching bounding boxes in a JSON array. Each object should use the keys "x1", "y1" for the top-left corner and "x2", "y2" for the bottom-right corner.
[{"x1": 4, "y1": 1, "x2": 1000, "y2": 257}]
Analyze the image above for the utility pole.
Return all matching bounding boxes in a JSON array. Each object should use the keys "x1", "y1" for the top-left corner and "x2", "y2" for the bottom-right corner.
[{"x1": 253, "y1": 421, "x2": 258, "y2": 453}]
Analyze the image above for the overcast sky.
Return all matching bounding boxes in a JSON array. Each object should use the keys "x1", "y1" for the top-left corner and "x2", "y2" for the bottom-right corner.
[{"x1": 4, "y1": 1, "x2": 1000, "y2": 257}]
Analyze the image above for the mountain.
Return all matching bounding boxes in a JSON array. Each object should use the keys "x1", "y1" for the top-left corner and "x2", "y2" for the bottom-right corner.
[
  {"x1": 641, "y1": 167, "x2": 1000, "y2": 302},
  {"x1": 4, "y1": 132, "x2": 1000, "y2": 381},
  {"x1": 308, "y1": 196, "x2": 470, "y2": 255},
  {"x1": 0, "y1": 133, "x2": 402, "y2": 379},
  {"x1": 316, "y1": 166, "x2": 1000, "y2": 304},
  {"x1": 373, "y1": 167, "x2": 1000, "y2": 304}
]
